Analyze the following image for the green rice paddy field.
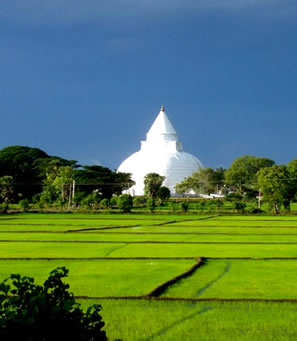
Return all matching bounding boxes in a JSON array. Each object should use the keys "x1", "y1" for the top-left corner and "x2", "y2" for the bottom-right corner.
[{"x1": 2, "y1": 213, "x2": 297, "y2": 340}]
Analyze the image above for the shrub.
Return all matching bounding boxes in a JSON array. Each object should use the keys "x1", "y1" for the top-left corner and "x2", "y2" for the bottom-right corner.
[
  {"x1": 214, "y1": 199, "x2": 224, "y2": 211},
  {"x1": 207, "y1": 200, "x2": 217, "y2": 212},
  {"x1": 19, "y1": 199, "x2": 30, "y2": 212},
  {"x1": 110, "y1": 196, "x2": 118, "y2": 208},
  {"x1": 0, "y1": 203, "x2": 6, "y2": 214},
  {"x1": 232, "y1": 201, "x2": 246, "y2": 213},
  {"x1": 170, "y1": 201, "x2": 178, "y2": 213},
  {"x1": 133, "y1": 196, "x2": 146, "y2": 208},
  {"x1": 36, "y1": 201, "x2": 45, "y2": 210},
  {"x1": 0, "y1": 267, "x2": 107, "y2": 341},
  {"x1": 226, "y1": 193, "x2": 243, "y2": 202},
  {"x1": 81, "y1": 194, "x2": 95, "y2": 209},
  {"x1": 248, "y1": 207, "x2": 265, "y2": 214},
  {"x1": 117, "y1": 194, "x2": 133, "y2": 213},
  {"x1": 146, "y1": 198, "x2": 156, "y2": 213},
  {"x1": 100, "y1": 198, "x2": 110, "y2": 209},
  {"x1": 196, "y1": 200, "x2": 207, "y2": 212},
  {"x1": 180, "y1": 201, "x2": 189, "y2": 213},
  {"x1": 73, "y1": 191, "x2": 87, "y2": 206}
]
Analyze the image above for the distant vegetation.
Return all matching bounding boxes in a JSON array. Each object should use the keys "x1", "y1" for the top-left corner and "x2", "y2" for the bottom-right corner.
[
  {"x1": 0, "y1": 145, "x2": 135, "y2": 213},
  {"x1": 1, "y1": 145, "x2": 297, "y2": 214}
]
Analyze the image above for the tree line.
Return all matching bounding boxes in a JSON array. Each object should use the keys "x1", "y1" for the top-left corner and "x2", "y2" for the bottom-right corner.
[
  {"x1": 0, "y1": 145, "x2": 135, "y2": 212},
  {"x1": 175, "y1": 155, "x2": 297, "y2": 213},
  {"x1": 1, "y1": 145, "x2": 297, "y2": 214}
]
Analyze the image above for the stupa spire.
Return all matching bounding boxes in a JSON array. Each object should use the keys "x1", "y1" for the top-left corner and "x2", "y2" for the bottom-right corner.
[{"x1": 146, "y1": 106, "x2": 178, "y2": 143}]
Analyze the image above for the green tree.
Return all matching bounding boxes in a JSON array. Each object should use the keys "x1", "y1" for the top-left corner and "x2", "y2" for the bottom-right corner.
[
  {"x1": 0, "y1": 146, "x2": 49, "y2": 200},
  {"x1": 175, "y1": 168, "x2": 225, "y2": 196},
  {"x1": 0, "y1": 176, "x2": 14, "y2": 213},
  {"x1": 144, "y1": 173, "x2": 165, "y2": 212},
  {"x1": 144, "y1": 173, "x2": 165, "y2": 199},
  {"x1": 113, "y1": 172, "x2": 135, "y2": 196},
  {"x1": 287, "y1": 159, "x2": 297, "y2": 201},
  {"x1": 257, "y1": 165, "x2": 295, "y2": 214},
  {"x1": 175, "y1": 176, "x2": 197, "y2": 195},
  {"x1": 194, "y1": 168, "x2": 216, "y2": 195},
  {"x1": 225, "y1": 155, "x2": 275, "y2": 194},
  {"x1": 0, "y1": 146, "x2": 76, "y2": 200},
  {"x1": 40, "y1": 165, "x2": 74, "y2": 209},
  {"x1": 74, "y1": 166, "x2": 134, "y2": 200},
  {"x1": 53, "y1": 166, "x2": 74, "y2": 208},
  {"x1": 34, "y1": 156, "x2": 77, "y2": 179},
  {"x1": 212, "y1": 167, "x2": 226, "y2": 190},
  {"x1": 0, "y1": 267, "x2": 107, "y2": 341},
  {"x1": 117, "y1": 194, "x2": 133, "y2": 213},
  {"x1": 157, "y1": 186, "x2": 171, "y2": 205},
  {"x1": 288, "y1": 159, "x2": 297, "y2": 176}
]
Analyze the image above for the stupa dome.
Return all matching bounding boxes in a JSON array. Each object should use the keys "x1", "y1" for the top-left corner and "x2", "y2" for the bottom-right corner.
[{"x1": 118, "y1": 106, "x2": 203, "y2": 195}]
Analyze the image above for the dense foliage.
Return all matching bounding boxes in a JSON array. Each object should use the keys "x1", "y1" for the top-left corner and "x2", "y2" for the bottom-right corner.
[
  {"x1": 175, "y1": 168, "x2": 225, "y2": 195},
  {"x1": 74, "y1": 165, "x2": 135, "y2": 199},
  {"x1": 257, "y1": 165, "x2": 296, "y2": 213},
  {"x1": 117, "y1": 194, "x2": 133, "y2": 213},
  {"x1": 0, "y1": 145, "x2": 134, "y2": 210},
  {"x1": 0, "y1": 176, "x2": 14, "y2": 213},
  {"x1": 0, "y1": 267, "x2": 107, "y2": 341},
  {"x1": 144, "y1": 173, "x2": 166, "y2": 199},
  {"x1": 2, "y1": 145, "x2": 297, "y2": 214},
  {"x1": 0, "y1": 146, "x2": 76, "y2": 200},
  {"x1": 225, "y1": 155, "x2": 275, "y2": 193}
]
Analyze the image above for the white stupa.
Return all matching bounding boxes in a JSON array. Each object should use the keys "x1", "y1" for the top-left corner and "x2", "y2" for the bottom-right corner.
[{"x1": 118, "y1": 106, "x2": 203, "y2": 195}]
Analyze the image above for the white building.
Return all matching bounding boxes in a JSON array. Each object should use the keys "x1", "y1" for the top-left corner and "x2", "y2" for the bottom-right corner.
[{"x1": 118, "y1": 106, "x2": 203, "y2": 195}]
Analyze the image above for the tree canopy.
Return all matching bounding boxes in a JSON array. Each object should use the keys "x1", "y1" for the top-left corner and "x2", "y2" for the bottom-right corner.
[
  {"x1": 0, "y1": 146, "x2": 76, "y2": 200},
  {"x1": 257, "y1": 165, "x2": 296, "y2": 213},
  {"x1": 144, "y1": 173, "x2": 166, "y2": 200},
  {"x1": 225, "y1": 155, "x2": 275, "y2": 193},
  {"x1": 175, "y1": 168, "x2": 225, "y2": 195},
  {"x1": 74, "y1": 165, "x2": 135, "y2": 199},
  {"x1": 0, "y1": 146, "x2": 134, "y2": 207}
]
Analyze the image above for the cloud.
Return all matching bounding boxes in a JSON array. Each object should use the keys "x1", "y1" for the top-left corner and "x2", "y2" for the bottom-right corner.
[{"x1": 1, "y1": 0, "x2": 296, "y2": 27}]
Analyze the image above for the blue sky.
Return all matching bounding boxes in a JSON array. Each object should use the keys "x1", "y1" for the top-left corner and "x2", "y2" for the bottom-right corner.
[{"x1": 1, "y1": 0, "x2": 297, "y2": 170}]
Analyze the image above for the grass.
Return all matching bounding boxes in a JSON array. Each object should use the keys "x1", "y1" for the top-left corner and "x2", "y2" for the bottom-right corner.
[
  {"x1": 109, "y1": 225, "x2": 297, "y2": 234},
  {"x1": 2, "y1": 232, "x2": 297, "y2": 243},
  {"x1": 2, "y1": 212, "x2": 297, "y2": 339},
  {"x1": 0, "y1": 213, "x2": 205, "y2": 222},
  {"x1": 2, "y1": 241, "x2": 297, "y2": 258},
  {"x1": 0, "y1": 259, "x2": 194, "y2": 297},
  {"x1": 162, "y1": 259, "x2": 297, "y2": 299},
  {"x1": 109, "y1": 243, "x2": 297, "y2": 258},
  {"x1": 0, "y1": 213, "x2": 208, "y2": 232},
  {"x1": 80, "y1": 299, "x2": 297, "y2": 341},
  {"x1": 171, "y1": 220, "x2": 297, "y2": 227}
]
